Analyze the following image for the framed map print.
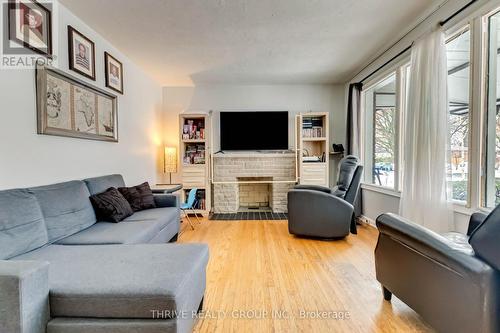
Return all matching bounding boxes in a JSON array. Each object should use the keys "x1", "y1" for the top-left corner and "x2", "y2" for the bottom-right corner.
[{"x1": 36, "y1": 65, "x2": 118, "y2": 142}]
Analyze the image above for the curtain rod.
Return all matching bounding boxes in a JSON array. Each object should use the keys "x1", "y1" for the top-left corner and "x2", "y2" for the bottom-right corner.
[
  {"x1": 359, "y1": 45, "x2": 412, "y2": 84},
  {"x1": 357, "y1": 0, "x2": 477, "y2": 84},
  {"x1": 440, "y1": 0, "x2": 478, "y2": 26}
]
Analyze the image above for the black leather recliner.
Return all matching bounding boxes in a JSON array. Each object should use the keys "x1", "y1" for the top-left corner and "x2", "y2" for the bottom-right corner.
[
  {"x1": 287, "y1": 155, "x2": 363, "y2": 238},
  {"x1": 375, "y1": 207, "x2": 500, "y2": 333}
]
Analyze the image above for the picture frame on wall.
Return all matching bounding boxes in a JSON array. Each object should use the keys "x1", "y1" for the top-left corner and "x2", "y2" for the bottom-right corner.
[
  {"x1": 8, "y1": 0, "x2": 52, "y2": 56},
  {"x1": 68, "y1": 26, "x2": 96, "y2": 80},
  {"x1": 104, "y1": 52, "x2": 124, "y2": 94},
  {"x1": 36, "y1": 65, "x2": 118, "y2": 142}
]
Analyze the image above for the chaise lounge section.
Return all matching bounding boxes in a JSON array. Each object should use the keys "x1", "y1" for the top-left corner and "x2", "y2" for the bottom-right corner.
[{"x1": 0, "y1": 175, "x2": 208, "y2": 333}]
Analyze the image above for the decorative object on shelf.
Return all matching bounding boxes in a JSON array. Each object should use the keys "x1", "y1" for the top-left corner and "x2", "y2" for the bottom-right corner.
[
  {"x1": 7, "y1": 0, "x2": 52, "y2": 56},
  {"x1": 36, "y1": 65, "x2": 118, "y2": 142},
  {"x1": 303, "y1": 156, "x2": 321, "y2": 163},
  {"x1": 104, "y1": 52, "x2": 124, "y2": 94},
  {"x1": 164, "y1": 146, "x2": 178, "y2": 184},
  {"x1": 332, "y1": 143, "x2": 344, "y2": 153},
  {"x1": 68, "y1": 26, "x2": 95, "y2": 80}
]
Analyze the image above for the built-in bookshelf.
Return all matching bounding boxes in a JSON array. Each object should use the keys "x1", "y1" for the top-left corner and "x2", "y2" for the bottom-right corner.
[
  {"x1": 296, "y1": 112, "x2": 329, "y2": 186},
  {"x1": 179, "y1": 113, "x2": 211, "y2": 217}
]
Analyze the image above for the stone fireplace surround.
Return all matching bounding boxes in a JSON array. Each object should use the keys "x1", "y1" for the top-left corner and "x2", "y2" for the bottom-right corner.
[{"x1": 212, "y1": 152, "x2": 296, "y2": 213}]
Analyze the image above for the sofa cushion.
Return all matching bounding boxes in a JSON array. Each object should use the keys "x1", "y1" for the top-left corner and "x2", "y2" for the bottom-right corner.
[
  {"x1": 55, "y1": 207, "x2": 179, "y2": 245},
  {"x1": 14, "y1": 244, "x2": 209, "y2": 319},
  {"x1": 0, "y1": 189, "x2": 48, "y2": 259},
  {"x1": 123, "y1": 207, "x2": 179, "y2": 224},
  {"x1": 55, "y1": 219, "x2": 171, "y2": 245},
  {"x1": 29, "y1": 181, "x2": 96, "y2": 243},
  {"x1": 469, "y1": 204, "x2": 500, "y2": 270},
  {"x1": 84, "y1": 175, "x2": 126, "y2": 196},
  {"x1": 118, "y1": 182, "x2": 156, "y2": 211},
  {"x1": 90, "y1": 188, "x2": 134, "y2": 223}
]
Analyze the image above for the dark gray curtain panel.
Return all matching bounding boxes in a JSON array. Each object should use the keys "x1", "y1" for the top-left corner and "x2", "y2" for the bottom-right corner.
[
  {"x1": 346, "y1": 82, "x2": 363, "y2": 156},
  {"x1": 346, "y1": 82, "x2": 363, "y2": 218}
]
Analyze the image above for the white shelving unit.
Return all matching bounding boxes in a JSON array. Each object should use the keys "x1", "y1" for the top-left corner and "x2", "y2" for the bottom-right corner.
[
  {"x1": 179, "y1": 113, "x2": 211, "y2": 216},
  {"x1": 296, "y1": 112, "x2": 329, "y2": 187}
]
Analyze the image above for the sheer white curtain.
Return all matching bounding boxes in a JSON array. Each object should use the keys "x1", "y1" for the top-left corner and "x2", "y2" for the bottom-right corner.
[{"x1": 399, "y1": 27, "x2": 453, "y2": 233}]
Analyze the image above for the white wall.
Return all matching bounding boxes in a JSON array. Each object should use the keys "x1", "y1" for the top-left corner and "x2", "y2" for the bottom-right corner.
[
  {"x1": 0, "y1": 1, "x2": 163, "y2": 189},
  {"x1": 162, "y1": 84, "x2": 346, "y2": 185},
  {"x1": 361, "y1": 188, "x2": 473, "y2": 233}
]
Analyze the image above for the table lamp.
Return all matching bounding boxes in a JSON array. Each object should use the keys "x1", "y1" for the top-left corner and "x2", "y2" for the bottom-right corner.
[{"x1": 164, "y1": 146, "x2": 177, "y2": 184}]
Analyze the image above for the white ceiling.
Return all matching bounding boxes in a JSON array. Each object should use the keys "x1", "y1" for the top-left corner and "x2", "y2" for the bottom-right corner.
[{"x1": 60, "y1": 0, "x2": 440, "y2": 86}]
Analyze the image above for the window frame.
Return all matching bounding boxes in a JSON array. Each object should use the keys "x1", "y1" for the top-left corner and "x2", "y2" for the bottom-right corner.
[
  {"x1": 480, "y1": 6, "x2": 500, "y2": 209},
  {"x1": 360, "y1": 58, "x2": 410, "y2": 193},
  {"x1": 445, "y1": 24, "x2": 474, "y2": 206}
]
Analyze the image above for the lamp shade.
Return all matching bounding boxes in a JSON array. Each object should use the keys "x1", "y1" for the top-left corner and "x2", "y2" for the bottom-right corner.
[{"x1": 164, "y1": 147, "x2": 177, "y2": 173}]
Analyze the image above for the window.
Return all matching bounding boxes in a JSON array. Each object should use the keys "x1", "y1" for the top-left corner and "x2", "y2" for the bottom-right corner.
[
  {"x1": 363, "y1": 73, "x2": 398, "y2": 189},
  {"x1": 484, "y1": 9, "x2": 500, "y2": 208},
  {"x1": 360, "y1": 3, "x2": 500, "y2": 211},
  {"x1": 446, "y1": 28, "x2": 471, "y2": 202}
]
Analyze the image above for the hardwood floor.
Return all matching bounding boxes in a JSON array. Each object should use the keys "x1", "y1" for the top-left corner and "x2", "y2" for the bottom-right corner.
[{"x1": 180, "y1": 219, "x2": 433, "y2": 333}]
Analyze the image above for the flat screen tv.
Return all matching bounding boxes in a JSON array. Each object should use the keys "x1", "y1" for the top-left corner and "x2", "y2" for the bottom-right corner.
[{"x1": 220, "y1": 111, "x2": 289, "y2": 151}]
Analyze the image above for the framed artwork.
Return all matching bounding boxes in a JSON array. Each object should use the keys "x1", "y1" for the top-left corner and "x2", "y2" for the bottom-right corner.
[
  {"x1": 8, "y1": 0, "x2": 52, "y2": 56},
  {"x1": 104, "y1": 52, "x2": 123, "y2": 94},
  {"x1": 68, "y1": 26, "x2": 96, "y2": 80},
  {"x1": 36, "y1": 65, "x2": 118, "y2": 142}
]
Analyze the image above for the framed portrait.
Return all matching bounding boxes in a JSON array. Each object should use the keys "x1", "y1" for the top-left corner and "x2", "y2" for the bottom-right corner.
[
  {"x1": 68, "y1": 26, "x2": 96, "y2": 80},
  {"x1": 8, "y1": 0, "x2": 52, "y2": 56},
  {"x1": 36, "y1": 65, "x2": 118, "y2": 142},
  {"x1": 105, "y1": 52, "x2": 123, "y2": 94}
]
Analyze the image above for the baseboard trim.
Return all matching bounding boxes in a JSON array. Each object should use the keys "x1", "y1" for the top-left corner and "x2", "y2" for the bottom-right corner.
[{"x1": 359, "y1": 215, "x2": 377, "y2": 228}]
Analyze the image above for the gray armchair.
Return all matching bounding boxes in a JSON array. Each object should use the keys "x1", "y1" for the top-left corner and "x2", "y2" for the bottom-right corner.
[
  {"x1": 288, "y1": 156, "x2": 363, "y2": 238},
  {"x1": 375, "y1": 207, "x2": 500, "y2": 333}
]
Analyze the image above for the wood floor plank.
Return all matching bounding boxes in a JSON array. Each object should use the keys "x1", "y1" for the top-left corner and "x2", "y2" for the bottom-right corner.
[{"x1": 180, "y1": 219, "x2": 433, "y2": 333}]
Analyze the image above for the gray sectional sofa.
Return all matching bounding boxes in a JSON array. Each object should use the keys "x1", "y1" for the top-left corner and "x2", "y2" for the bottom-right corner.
[{"x1": 0, "y1": 174, "x2": 209, "y2": 333}]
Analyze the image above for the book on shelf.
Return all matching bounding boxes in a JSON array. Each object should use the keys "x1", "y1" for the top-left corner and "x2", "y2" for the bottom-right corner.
[
  {"x1": 302, "y1": 116, "x2": 324, "y2": 137},
  {"x1": 183, "y1": 143, "x2": 206, "y2": 165},
  {"x1": 196, "y1": 190, "x2": 206, "y2": 210},
  {"x1": 183, "y1": 119, "x2": 205, "y2": 140},
  {"x1": 302, "y1": 127, "x2": 323, "y2": 138}
]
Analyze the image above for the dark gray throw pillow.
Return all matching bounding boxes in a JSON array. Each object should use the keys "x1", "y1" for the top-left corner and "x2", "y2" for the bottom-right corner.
[
  {"x1": 90, "y1": 187, "x2": 133, "y2": 223},
  {"x1": 118, "y1": 182, "x2": 156, "y2": 211}
]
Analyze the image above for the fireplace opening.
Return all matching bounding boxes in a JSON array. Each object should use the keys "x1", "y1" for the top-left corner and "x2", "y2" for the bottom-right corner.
[{"x1": 237, "y1": 177, "x2": 273, "y2": 212}]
